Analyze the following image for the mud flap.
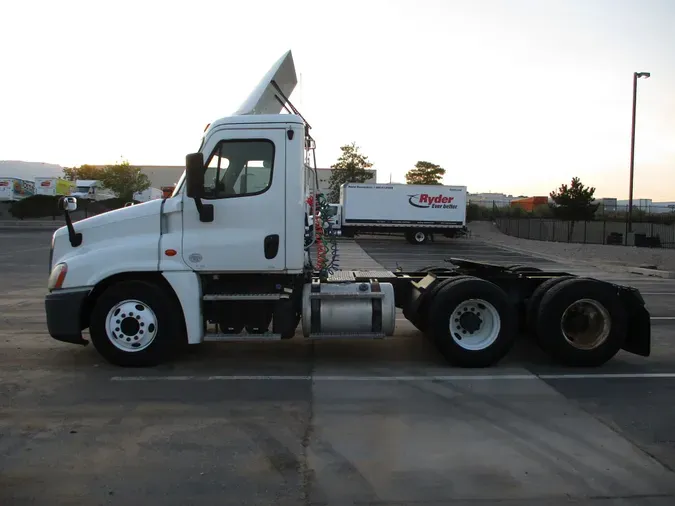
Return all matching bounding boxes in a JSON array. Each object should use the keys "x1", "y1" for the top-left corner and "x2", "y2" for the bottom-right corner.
[{"x1": 620, "y1": 289, "x2": 651, "y2": 357}]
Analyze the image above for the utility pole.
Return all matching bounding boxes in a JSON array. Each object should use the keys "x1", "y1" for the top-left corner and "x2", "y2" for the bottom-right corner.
[{"x1": 627, "y1": 71, "x2": 650, "y2": 234}]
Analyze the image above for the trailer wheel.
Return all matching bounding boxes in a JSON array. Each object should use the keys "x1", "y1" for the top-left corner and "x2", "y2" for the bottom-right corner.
[
  {"x1": 535, "y1": 278, "x2": 627, "y2": 367},
  {"x1": 406, "y1": 230, "x2": 429, "y2": 245},
  {"x1": 89, "y1": 279, "x2": 184, "y2": 367},
  {"x1": 428, "y1": 277, "x2": 516, "y2": 367},
  {"x1": 525, "y1": 275, "x2": 576, "y2": 337}
]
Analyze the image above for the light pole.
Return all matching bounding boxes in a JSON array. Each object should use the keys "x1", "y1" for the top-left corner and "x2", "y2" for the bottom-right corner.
[{"x1": 627, "y1": 71, "x2": 650, "y2": 234}]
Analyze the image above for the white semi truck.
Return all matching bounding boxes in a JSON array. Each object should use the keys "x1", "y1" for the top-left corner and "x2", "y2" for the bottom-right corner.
[
  {"x1": 326, "y1": 182, "x2": 467, "y2": 244},
  {"x1": 45, "y1": 50, "x2": 651, "y2": 369}
]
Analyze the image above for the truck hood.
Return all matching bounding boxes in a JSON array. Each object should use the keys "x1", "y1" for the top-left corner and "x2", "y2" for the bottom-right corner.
[
  {"x1": 55, "y1": 198, "x2": 165, "y2": 238},
  {"x1": 51, "y1": 198, "x2": 168, "y2": 286}
]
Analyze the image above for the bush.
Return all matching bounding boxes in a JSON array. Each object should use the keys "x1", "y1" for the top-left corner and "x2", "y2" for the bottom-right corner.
[
  {"x1": 8, "y1": 196, "x2": 135, "y2": 219},
  {"x1": 9, "y1": 195, "x2": 60, "y2": 219}
]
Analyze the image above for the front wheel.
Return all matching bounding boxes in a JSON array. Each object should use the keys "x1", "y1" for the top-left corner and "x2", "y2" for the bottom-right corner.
[{"x1": 89, "y1": 279, "x2": 185, "y2": 367}]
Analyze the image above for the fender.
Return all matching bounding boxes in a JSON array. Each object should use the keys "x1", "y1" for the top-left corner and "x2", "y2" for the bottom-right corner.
[{"x1": 162, "y1": 271, "x2": 203, "y2": 344}]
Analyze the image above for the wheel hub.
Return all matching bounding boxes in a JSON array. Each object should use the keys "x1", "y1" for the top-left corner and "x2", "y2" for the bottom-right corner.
[
  {"x1": 560, "y1": 298, "x2": 611, "y2": 350},
  {"x1": 105, "y1": 300, "x2": 158, "y2": 352},
  {"x1": 120, "y1": 317, "x2": 140, "y2": 336},
  {"x1": 459, "y1": 312, "x2": 482, "y2": 333}
]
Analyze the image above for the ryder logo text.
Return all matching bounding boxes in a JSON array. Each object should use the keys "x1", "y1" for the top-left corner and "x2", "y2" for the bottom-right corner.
[{"x1": 408, "y1": 193, "x2": 458, "y2": 209}]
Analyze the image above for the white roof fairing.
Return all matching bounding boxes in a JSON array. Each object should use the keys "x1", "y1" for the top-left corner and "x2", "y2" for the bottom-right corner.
[{"x1": 233, "y1": 50, "x2": 298, "y2": 116}]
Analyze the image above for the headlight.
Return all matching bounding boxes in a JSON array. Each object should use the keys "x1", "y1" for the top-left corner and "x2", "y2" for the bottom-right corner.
[{"x1": 48, "y1": 263, "x2": 68, "y2": 291}]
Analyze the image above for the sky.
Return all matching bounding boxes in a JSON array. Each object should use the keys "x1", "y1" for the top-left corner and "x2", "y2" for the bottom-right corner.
[{"x1": 1, "y1": 0, "x2": 674, "y2": 200}]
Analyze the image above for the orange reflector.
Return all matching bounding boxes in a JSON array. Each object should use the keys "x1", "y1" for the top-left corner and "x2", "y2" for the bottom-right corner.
[
  {"x1": 55, "y1": 265, "x2": 68, "y2": 289},
  {"x1": 165, "y1": 249, "x2": 177, "y2": 256}
]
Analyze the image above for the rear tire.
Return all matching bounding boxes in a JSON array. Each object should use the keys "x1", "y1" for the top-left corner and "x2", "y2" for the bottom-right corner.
[
  {"x1": 535, "y1": 278, "x2": 627, "y2": 367},
  {"x1": 89, "y1": 279, "x2": 185, "y2": 367},
  {"x1": 428, "y1": 277, "x2": 517, "y2": 367},
  {"x1": 405, "y1": 275, "x2": 470, "y2": 335},
  {"x1": 525, "y1": 275, "x2": 576, "y2": 337}
]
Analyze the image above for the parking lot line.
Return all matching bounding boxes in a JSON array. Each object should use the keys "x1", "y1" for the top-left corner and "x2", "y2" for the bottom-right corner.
[
  {"x1": 110, "y1": 372, "x2": 675, "y2": 382},
  {"x1": 395, "y1": 316, "x2": 675, "y2": 322}
]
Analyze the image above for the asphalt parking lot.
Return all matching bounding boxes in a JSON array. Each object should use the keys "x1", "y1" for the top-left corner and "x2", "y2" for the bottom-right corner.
[{"x1": 2, "y1": 230, "x2": 675, "y2": 505}]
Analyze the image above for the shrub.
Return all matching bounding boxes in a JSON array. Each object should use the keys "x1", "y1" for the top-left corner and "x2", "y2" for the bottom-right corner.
[{"x1": 9, "y1": 195, "x2": 60, "y2": 219}]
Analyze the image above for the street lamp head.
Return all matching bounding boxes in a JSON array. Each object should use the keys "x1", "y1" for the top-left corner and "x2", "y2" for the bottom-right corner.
[{"x1": 636, "y1": 72, "x2": 651, "y2": 79}]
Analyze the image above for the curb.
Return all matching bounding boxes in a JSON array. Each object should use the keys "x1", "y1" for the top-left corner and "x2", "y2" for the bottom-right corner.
[{"x1": 627, "y1": 267, "x2": 675, "y2": 279}]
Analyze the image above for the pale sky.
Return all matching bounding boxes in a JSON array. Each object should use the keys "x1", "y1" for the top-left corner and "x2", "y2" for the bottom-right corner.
[{"x1": 1, "y1": 0, "x2": 673, "y2": 200}]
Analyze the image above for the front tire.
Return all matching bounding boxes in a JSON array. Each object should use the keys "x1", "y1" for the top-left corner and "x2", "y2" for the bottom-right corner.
[{"x1": 89, "y1": 279, "x2": 185, "y2": 367}]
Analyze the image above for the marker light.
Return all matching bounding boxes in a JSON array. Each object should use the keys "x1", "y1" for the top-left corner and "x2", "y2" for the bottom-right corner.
[{"x1": 48, "y1": 263, "x2": 68, "y2": 291}]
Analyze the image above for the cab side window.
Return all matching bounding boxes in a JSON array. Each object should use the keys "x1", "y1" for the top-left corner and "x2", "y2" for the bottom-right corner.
[{"x1": 203, "y1": 139, "x2": 275, "y2": 199}]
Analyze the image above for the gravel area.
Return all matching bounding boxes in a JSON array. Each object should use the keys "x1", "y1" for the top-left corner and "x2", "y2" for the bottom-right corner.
[{"x1": 469, "y1": 220, "x2": 675, "y2": 272}]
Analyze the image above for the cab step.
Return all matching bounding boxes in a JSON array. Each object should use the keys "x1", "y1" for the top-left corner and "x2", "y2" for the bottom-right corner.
[
  {"x1": 203, "y1": 293, "x2": 290, "y2": 301},
  {"x1": 307, "y1": 332, "x2": 387, "y2": 340},
  {"x1": 203, "y1": 332, "x2": 282, "y2": 342}
]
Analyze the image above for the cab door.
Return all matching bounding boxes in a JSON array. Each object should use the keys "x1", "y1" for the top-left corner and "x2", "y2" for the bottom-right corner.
[{"x1": 181, "y1": 127, "x2": 287, "y2": 272}]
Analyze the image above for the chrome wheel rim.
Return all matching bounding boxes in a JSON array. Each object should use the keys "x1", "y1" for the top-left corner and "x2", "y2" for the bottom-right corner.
[{"x1": 105, "y1": 299, "x2": 158, "y2": 352}]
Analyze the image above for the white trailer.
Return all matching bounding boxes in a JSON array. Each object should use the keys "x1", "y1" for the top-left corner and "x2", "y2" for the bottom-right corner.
[
  {"x1": 0, "y1": 177, "x2": 35, "y2": 201},
  {"x1": 35, "y1": 177, "x2": 74, "y2": 197},
  {"x1": 328, "y1": 183, "x2": 467, "y2": 244},
  {"x1": 44, "y1": 49, "x2": 651, "y2": 371}
]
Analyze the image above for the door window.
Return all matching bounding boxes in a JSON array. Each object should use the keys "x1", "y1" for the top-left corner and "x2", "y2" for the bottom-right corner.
[{"x1": 203, "y1": 139, "x2": 275, "y2": 199}]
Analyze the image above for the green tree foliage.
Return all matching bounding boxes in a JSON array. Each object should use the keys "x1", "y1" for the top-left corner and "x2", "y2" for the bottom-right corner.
[
  {"x1": 549, "y1": 177, "x2": 599, "y2": 239},
  {"x1": 405, "y1": 161, "x2": 446, "y2": 185},
  {"x1": 63, "y1": 164, "x2": 105, "y2": 181},
  {"x1": 327, "y1": 143, "x2": 374, "y2": 203},
  {"x1": 99, "y1": 160, "x2": 151, "y2": 202}
]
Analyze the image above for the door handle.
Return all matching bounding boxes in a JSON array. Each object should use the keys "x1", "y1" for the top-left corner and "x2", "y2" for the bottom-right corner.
[{"x1": 264, "y1": 234, "x2": 279, "y2": 259}]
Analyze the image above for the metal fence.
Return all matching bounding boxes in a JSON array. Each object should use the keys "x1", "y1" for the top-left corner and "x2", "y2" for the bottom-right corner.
[{"x1": 495, "y1": 217, "x2": 675, "y2": 249}]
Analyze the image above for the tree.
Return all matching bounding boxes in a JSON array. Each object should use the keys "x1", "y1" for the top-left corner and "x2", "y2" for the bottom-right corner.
[
  {"x1": 549, "y1": 176, "x2": 599, "y2": 240},
  {"x1": 327, "y1": 142, "x2": 374, "y2": 203},
  {"x1": 63, "y1": 164, "x2": 105, "y2": 181},
  {"x1": 99, "y1": 160, "x2": 151, "y2": 202},
  {"x1": 405, "y1": 161, "x2": 446, "y2": 185}
]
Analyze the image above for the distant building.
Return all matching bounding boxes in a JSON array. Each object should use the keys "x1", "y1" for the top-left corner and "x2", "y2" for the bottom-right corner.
[
  {"x1": 136, "y1": 165, "x2": 185, "y2": 189},
  {"x1": 510, "y1": 196, "x2": 549, "y2": 212},
  {"x1": 468, "y1": 192, "x2": 518, "y2": 208}
]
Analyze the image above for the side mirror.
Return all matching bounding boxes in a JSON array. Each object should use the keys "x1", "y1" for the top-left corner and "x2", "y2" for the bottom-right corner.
[
  {"x1": 186, "y1": 152, "x2": 205, "y2": 198},
  {"x1": 58, "y1": 197, "x2": 82, "y2": 247},
  {"x1": 58, "y1": 196, "x2": 78, "y2": 212}
]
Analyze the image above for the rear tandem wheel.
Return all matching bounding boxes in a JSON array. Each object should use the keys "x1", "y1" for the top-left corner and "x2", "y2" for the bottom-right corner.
[
  {"x1": 533, "y1": 277, "x2": 627, "y2": 367},
  {"x1": 426, "y1": 276, "x2": 517, "y2": 368}
]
